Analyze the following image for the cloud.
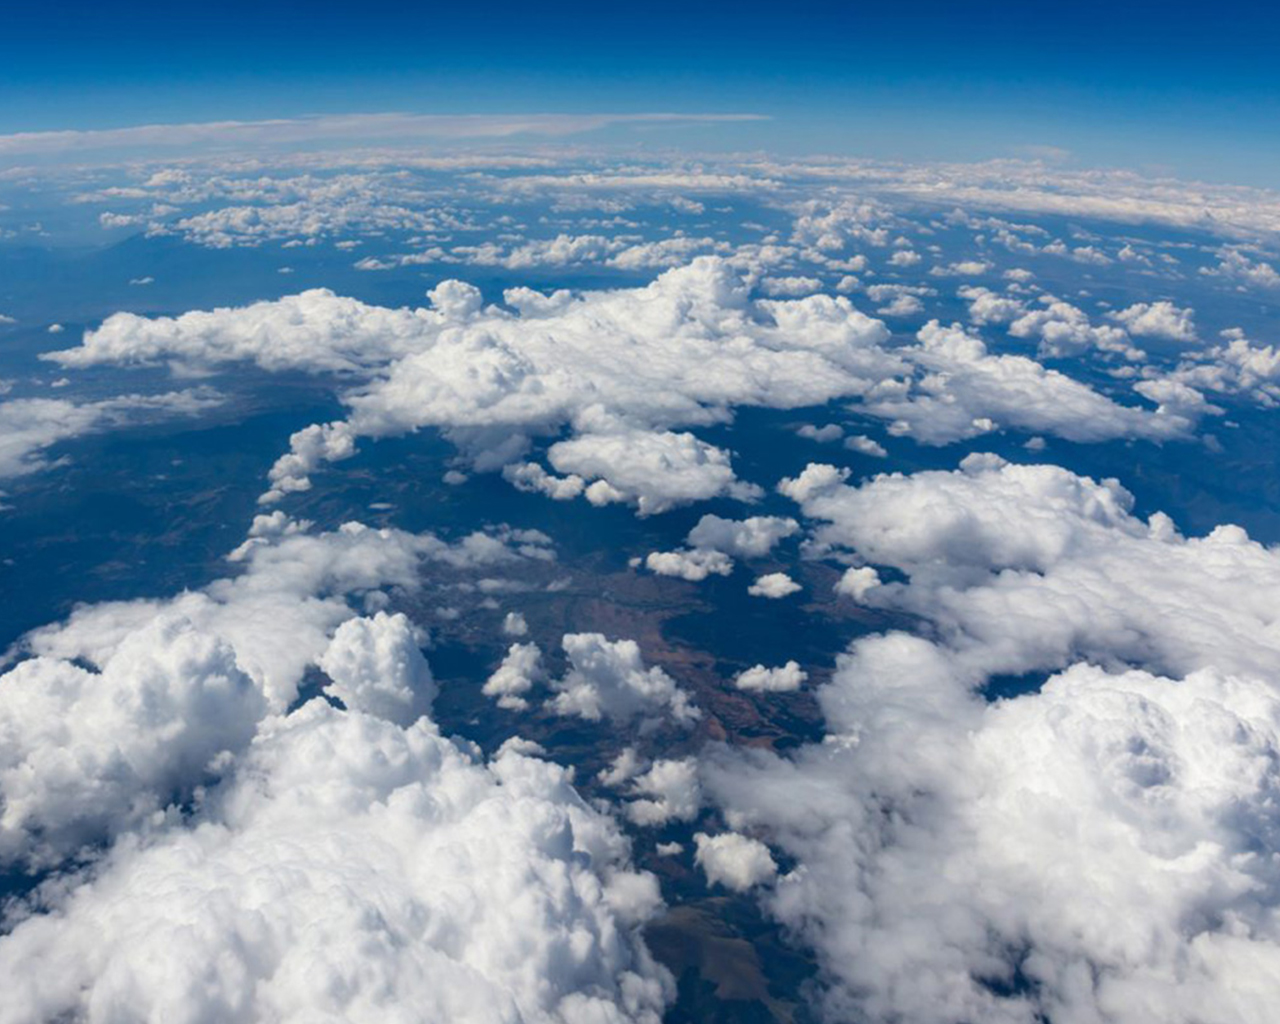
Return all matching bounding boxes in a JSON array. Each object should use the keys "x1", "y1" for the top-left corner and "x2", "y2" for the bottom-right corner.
[
  {"x1": 0, "y1": 112, "x2": 768, "y2": 160},
  {"x1": 685, "y1": 514, "x2": 799, "y2": 557},
  {"x1": 1110, "y1": 300, "x2": 1198, "y2": 342},
  {"x1": 0, "y1": 614, "x2": 265, "y2": 869},
  {"x1": 0, "y1": 699, "x2": 674, "y2": 1023},
  {"x1": 643, "y1": 548, "x2": 734, "y2": 582},
  {"x1": 623, "y1": 758, "x2": 701, "y2": 827},
  {"x1": 317, "y1": 611, "x2": 433, "y2": 726},
  {"x1": 705, "y1": 634, "x2": 1280, "y2": 1024},
  {"x1": 747, "y1": 572, "x2": 801, "y2": 599},
  {"x1": 1199, "y1": 247, "x2": 1280, "y2": 290},
  {"x1": 21, "y1": 515, "x2": 550, "y2": 710},
  {"x1": 694, "y1": 832, "x2": 777, "y2": 892},
  {"x1": 734, "y1": 661, "x2": 807, "y2": 693},
  {"x1": 1009, "y1": 297, "x2": 1142, "y2": 361},
  {"x1": 45, "y1": 259, "x2": 1204, "y2": 513},
  {"x1": 862, "y1": 322, "x2": 1195, "y2": 444},
  {"x1": 547, "y1": 634, "x2": 700, "y2": 727},
  {"x1": 482, "y1": 642, "x2": 545, "y2": 711},
  {"x1": 784, "y1": 454, "x2": 1280, "y2": 683}
]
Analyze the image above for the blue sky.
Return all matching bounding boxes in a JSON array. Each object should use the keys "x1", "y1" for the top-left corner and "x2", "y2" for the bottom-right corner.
[{"x1": 3, "y1": 0, "x2": 1277, "y2": 183}]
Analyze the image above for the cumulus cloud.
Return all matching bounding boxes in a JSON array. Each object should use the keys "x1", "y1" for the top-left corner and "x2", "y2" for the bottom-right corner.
[
  {"x1": 21, "y1": 516, "x2": 549, "y2": 710},
  {"x1": 734, "y1": 661, "x2": 807, "y2": 693},
  {"x1": 694, "y1": 832, "x2": 777, "y2": 892},
  {"x1": 623, "y1": 758, "x2": 702, "y2": 826},
  {"x1": 46, "y1": 259, "x2": 1203, "y2": 508},
  {"x1": 317, "y1": 611, "x2": 433, "y2": 726},
  {"x1": 643, "y1": 548, "x2": 734, "y2": 582},
  {"x1": 785, "y1": 453, "x2": 1280, "y2": 683},
  {"x1": 547, "y1": 634, "x2": 700, "y2": 727},
  {"x1": 747, "y1": 573, "x2": 801, "y2": 599},
  {"x1": 705, "y1": 634, "x2": 1280, "y2": 1024},
  {"x1": 482, "y1": 642, "x2": 545, "y2": 711},
  {"x1": 0, "y1": 700, "x2": 674, "y2": 1023},
  {"x1": 1006, "y1": 296, "x2": 1140, "y2": 361},
  {"x1": 1110, "y1": 300, "x2": 1198, "y2": 342},
  {"x1": 862, "y1": 322, "x2": 1195, "y2": 444},
  {"x1": 685, "y1": 514, "x2": 799, "y2": 557},
  {"x1": 0, "y1": 614, "x2": 264, "y2": 869}
]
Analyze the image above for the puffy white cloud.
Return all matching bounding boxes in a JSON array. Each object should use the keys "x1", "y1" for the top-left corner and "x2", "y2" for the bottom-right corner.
[
  {"x1": 46, "y1": 258, "x2": 1202, "y2": 507},
  {"x1": 796, "y1": 423, "x2": 843, "y2": 443},
  {"x1": 0, "y1": 700, "x2": 674, "y2": 1023},
  {"x1": 958, "y1": 285, "x2": 1025, "y2": 326},
  {"x1": 547, "y1": 634, "x2": 700, "y2": 727},
  {"x1": 786, "y1": 454, "x2": 1280, "y2": 683},
  {"x1": 1008, "y1": 297, "x2": 1140, "y2": 361},
  {"x1": 22, "y1": 517, "x2": 548, "y2": 710},
  {"x1": 1111, "y1": 300, "x2": 1198, "y2": 342},
  {"x1": 317, "y1": 612, "x2": 433, "y2": 726},
  {"x1": 502, "y1": 611, "x2": 529, "y2": 636},
  {"x1": 1155, "y1": 334, "x2": 1280, "y2": 408},
  {"x1": 694, "y1": 832, "x2": 777, "y2": 892},
  {"x1": 866, "y1": 284, "x2": 931, "y2": 317},
  {"x1": 734, "y1": 661, "x2": 807, "y2": 693},
  {"x1": 623, "y1": 758, "x2": 701, "y2": 826},
  {"x1": 930, "y1": 259, "x2": 993, "y2": 278},
  {"x1": 546, "y1": 425, "x2": 762, "y2": 516},
  {"x1": 747, "y1": 573, "x2": 801, "y2": 599},
  {"x1": 685, "y1": 514, "x2": 799, "y2": 558},
  {"x1": 0, "y1": 614, "x2": 265, "y2": 869},
  {"x1": 482, "y1": 642, "x2": 545, "y2": 711},
  {"x1": 757, "y1": 274, "x2": 822, "y2": 298},
  {"x1": 706, "y1": 634, "x2": 1280, "y2": 1024},
  {"x1": 834, "y1": 566, "x2": 881, "y2": 601},
  {"x1": 643, "y1": 548, "x2": 734, "y2": 582},
  {"x1": 863, "y1": 322, "x2": 1193, "y2": 444},
  {"x1": 844, "y1": 434, "x2": 887, "y2": 457},
  {"x1": 1199, "y1": 247, "x2": 1280, "y2": 290}
]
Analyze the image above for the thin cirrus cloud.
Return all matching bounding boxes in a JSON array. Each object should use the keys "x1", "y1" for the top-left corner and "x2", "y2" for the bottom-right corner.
[{"x1": 0, "y1": 111, "x2": 769, "y2": 160}]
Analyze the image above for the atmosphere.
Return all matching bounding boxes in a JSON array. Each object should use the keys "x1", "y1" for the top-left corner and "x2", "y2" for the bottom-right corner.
[
  {"x1": 2, "y1": 5, "x2": 1280, "y2": 1024},
  {"x1": 2, "y1": 1, "x2": 1277, "y2": 180}
]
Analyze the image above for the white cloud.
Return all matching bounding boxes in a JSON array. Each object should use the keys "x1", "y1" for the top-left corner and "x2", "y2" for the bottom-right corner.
[
  {"x1": 1110, "y1": 300, "x2": 1198, "y2": 342},
  {"x1": 785, "y1": 454, "x2": 1280, "y2": 683},
  {"x1": 0, "y1": 614, "x2": 264, "y2": 869},
  {"x1": 624, "y1": 758, "x2": 701, "y2": 826},
  {"x1": 734, "y1": 661, "x2": 807, "y2": 693},
  {"x1": 47, "y1": 259, "x2": 1202, "y2": 508},
  {"x1": 643, "y1": 548, "x2": 734, "y2": 582},
  {"x1": 796, "y1": 423, "x2": 843, "y2": 443},
  {"x1": 23, "y1": 517, "x2": 548, "y2": 710},
  {"x1": 694, "y1": 832, "x2": 777, "y2": 892},
  {"x1": 706, "y1": 634, "x2": 1280, "y2": 1024},
  {"x1": 747, "y1": 573, "x2": 802, "y2": 599},
  {"x1": 844, "y1": 434, "x2": 887, "y2": 457},
  {"x1": 834, "y1": 566, "x2": 881, "y2": 601},
  {"x1": 1008, "y1": 297, "x2": 1141, "y2": 360},
  {"x1": 0, "y1": 111, "x2": 766, "y2": 159},
  {"x1": 685, "y1": 514, "x2": 799, "y2": 557},
  {"x1": 482, "y1": 642, "x2": 545, "y2": 711},
  {"x1": 0, "y1": 700, "x2": 674, "y2": 1023},
  {"x1": 547, "y1": 634, "x2": 700, "y2": 727},
  {"x1": 317, "y1": 611, "x2": 432, "y2": 726}
]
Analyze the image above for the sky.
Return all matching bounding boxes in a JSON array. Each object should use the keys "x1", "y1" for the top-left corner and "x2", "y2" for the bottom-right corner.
[{"x1": 2, "y1": 0, "x2": 1278, "y2": 183}]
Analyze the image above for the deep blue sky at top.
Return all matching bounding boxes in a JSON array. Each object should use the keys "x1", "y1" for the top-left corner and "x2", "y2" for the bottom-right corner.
[{"x1": 1, "y1": 0, "x2": 1277, "y2": 184}]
